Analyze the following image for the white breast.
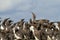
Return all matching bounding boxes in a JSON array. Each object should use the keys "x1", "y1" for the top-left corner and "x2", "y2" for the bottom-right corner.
[
  {"x1": 1, "y1": 37, "x2": 3, "y2": 40},
  {"x1": 30, "y1": 26, "x2": 39, "y2": 40},
  {"x1": 47, "y1": 36, "x2": 52, "y2": 40},
  {"x1": 35, "y1": 36, "x2": 39, "y2": 40},
  {"x1": 14, "y1": 33, "x2": 21, "y2": 39},
  {"x1": 52, "y1": 36, "x2": 55, "y2": 40},
  {"x1": 0, "y1": 25, "x2": 4, "y2": 30},
  {"x1": 30, "y1": 26, "x2": 34, "y2": 32},
  {"x1": 54, "y1": 23, "x2": 59, "y2": 30},
  {"x1": 13, "y1": 27, "x2": 21, "y2": 39}
]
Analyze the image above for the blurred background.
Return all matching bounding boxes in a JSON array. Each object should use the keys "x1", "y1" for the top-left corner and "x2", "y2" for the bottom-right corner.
[{"x1": 0, "y1": 0, "x2": 60, "y2": 22}]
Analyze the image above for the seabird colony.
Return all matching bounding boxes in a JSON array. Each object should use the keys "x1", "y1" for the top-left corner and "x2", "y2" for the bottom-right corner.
[{"x1": 0, "y1": 13, "x2": 60, "y2": 40}]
